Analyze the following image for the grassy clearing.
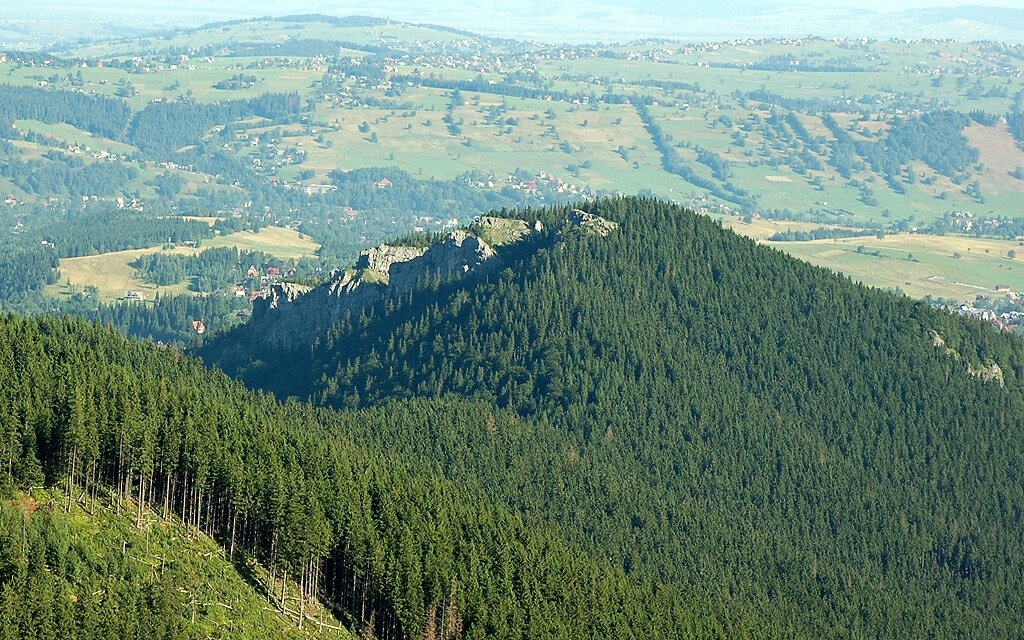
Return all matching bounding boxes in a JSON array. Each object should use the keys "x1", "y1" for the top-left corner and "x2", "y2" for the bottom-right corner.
[
  {"x1": 964, "y1": 123, "x2": 1024, "y2": 199},
  {"x1": 47, "y1": 246, "x2": 196, "y2": 301},
  {"x1": 722, "y1": 217, "x2": 856, "y2": 241},
  {"x1": 46, "y1": 227, "x2": 320, "y2": 302},
  {"x1": 12, "y1": 119, "x2": 139, "y2": 154},
  {"x1": 180, "y1": 215, "x2": 224, "y2": 226},
  {"x1": 205, "y1": 226, "x2": 320, "y2": 259},
  {"x1": 723, "y1": 218, "x2": 1024, "y2": 298}
]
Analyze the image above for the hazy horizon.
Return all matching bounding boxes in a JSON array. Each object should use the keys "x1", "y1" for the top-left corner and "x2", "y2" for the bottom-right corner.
[{"x1": 4, "y1": 0, "x2": 1024, "y2": 47}]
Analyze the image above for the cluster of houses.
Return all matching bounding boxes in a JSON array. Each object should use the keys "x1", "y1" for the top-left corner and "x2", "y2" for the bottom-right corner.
[
  {"x1": 115, "y1": 196, "x2": 145, "y2": 211},
  {"x1": 230, "y1": 131, "x2": 307, "y2": 177},
  {"x1": 62, "y1": 143, "x2": 124, "y2": 162},
  {"x1": 953, "y1": 303, "x2": 1022, "y2": 332},
  {"x1": 237, "y1": 264, "x2": 296, "y2": 302},
  {"x1": 945, "y1": 210, "x2": 1020, "y2": 235},
  {"x1": 951, "y1": 286, "x2": 1024, "y2": 332}
]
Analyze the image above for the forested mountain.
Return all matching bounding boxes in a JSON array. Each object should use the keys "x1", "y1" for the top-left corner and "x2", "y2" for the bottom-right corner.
[
  {"x1": 4, "y1": 11, "x2": 1024, "y2": 636},
  {"x1": 203, "y1": 197, "x2": 1024, "y2": 637},
  {"x1": 0, "y1": 313, "x2": 709, "y2": 639}
]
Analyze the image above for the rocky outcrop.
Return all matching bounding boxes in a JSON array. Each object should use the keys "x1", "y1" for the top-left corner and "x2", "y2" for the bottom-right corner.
[
  {"x1": 930, "y1": 329, "x2": 1005, "y2": 387},
  {"x1": 248, "y1": 229, "x2": 499, "y2": 350},
  {"x1": 470, "y1": 216, "x2": 539, "y2": 246},
  {"x1": 390, "y1": 230, "x2": 495, "y2": 288},
  {"x1": 567, "y1": 209, "x2": 618, "y2": 236},
  {"x1": 257, "y1": 282, "x2": 311, "y2": 311},
  {"x1": 250, "y1": 271, "x2": 387, "y2": 349},
  {"x1": 968, "y1": 361, "x2": 1005, "y2": 387},
  {"x1": 356, "y1": 244, "x2": 426, "y2": 280}
]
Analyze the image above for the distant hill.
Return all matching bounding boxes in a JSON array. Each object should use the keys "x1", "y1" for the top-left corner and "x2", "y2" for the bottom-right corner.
[
  {"x1": 10, "y1": 3, "x2": 1024, "y2": 42},
  {"x1": 900, "y1": 5, "x2": 1024, "y2": 29},
  {"x1": 5, "y1": 15, "x2": 1024, "y2": 314},
  {"x1": 203, "y1": 197, "x2": 1024, "y2": 636}
]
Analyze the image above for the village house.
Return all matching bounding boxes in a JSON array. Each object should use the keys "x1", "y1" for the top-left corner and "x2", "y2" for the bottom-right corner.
[{"x1": 305, "y1": 184, "x2": 337, "y2": 196}]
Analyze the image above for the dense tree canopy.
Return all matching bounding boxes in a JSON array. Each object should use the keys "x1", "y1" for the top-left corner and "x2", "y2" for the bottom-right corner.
[
  {"x1": 206, "y1": 197, "x2": 1024, "y2": 637},
  {"x1": 0, "y1": 312, "x2": 710, "y2": 639}
]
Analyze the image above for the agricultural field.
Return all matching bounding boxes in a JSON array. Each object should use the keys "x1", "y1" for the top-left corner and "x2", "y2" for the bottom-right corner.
[
  {"x1": 725, "y1": 217, "x2": 1024, "y2": 299},
  {"x1": 46, "y1": 226, "x2": 319, "y2": 301},
  {"x1": 12, "y1": 118, "x2": 139, "y2": 154},
  {"x1": 777, "y1": 233, "x2": 1024, "y2": 299},
  {"x1": 205, "y1": 226, "x2": 320, "y2": 259}
]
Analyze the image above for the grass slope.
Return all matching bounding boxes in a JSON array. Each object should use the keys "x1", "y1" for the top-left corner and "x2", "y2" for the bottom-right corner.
[{"x1": 0, "y1": 488, "x2": 353, "y2": 639}]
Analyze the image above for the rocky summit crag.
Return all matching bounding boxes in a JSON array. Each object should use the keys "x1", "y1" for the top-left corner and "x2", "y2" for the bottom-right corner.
[{"x1": 250, "y1": 224, "x2": 510, "y2": 350}]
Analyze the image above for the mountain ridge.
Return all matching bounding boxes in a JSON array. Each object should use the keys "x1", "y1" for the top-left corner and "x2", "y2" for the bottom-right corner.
[{"x1": 201, "y1": 197, "x2": 1024, "y2": 635}]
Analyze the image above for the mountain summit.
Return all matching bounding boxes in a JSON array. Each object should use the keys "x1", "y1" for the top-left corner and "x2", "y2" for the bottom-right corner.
[{"x1": 202, "y1": 197, "x2": 1024, "y2": 636}]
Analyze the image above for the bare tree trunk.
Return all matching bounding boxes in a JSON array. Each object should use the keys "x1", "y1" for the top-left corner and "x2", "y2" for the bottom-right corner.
[
  {"x1": 229, "y1": 512, "x2": 237, "y2": 561},
  {"x1": 136, "y1": 473, "x2": 145, "y2": 529},
  {"x1": 281, "y1": 572, "x2": 288, "y2": 610},
  {"x1": 66, "y1": 448, "x2": 76, "y2": 512},
  {"x1": 163, "y1": 473, "x2": 171, "y2": 517}
]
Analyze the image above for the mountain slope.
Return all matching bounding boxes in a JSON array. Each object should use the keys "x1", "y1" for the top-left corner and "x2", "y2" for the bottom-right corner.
[
  {"x1": 204, "y1": 197, "x2": 1024, "y2": 637},
  {"x1": 0, "y1": 314, "x2": 714, "y2": 639},
  {"x1": 0, "y1": 489, "x2": 354, "y2": 639}
]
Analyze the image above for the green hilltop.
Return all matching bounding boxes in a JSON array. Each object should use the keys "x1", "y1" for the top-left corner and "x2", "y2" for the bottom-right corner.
[{"x1": 200, "y1": 196, "x2": 1024, "y2": 636}]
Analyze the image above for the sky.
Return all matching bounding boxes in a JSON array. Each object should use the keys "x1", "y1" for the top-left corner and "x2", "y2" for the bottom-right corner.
[
  {"x1": 4, "y1": 0, "x2": 1024, "y2": 44},
  {"x1": 14, "y1": 0, "x2": 1024, "y2": 15}
]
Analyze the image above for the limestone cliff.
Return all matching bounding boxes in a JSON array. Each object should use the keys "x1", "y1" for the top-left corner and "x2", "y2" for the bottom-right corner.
[
  {"x1": 243, "y1": 212, "x2": 616, "y2": 351},
  {"x1": 249, "y1": 228, "x2": 501, "y2": 350}
]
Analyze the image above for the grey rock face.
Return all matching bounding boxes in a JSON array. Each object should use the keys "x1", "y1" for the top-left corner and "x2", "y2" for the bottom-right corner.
[
  {"x1": 356, "y1": 244, "x2": 427, "y2": 280},
  {"x1": 248, "y1": 229, "x2": 497, "y2": 350},
  {"x1": 249, "y1": 272, "x2": 386, "y2": 350},
  {"x1": 390, "y1": 230, "x2": 496, "y2": 288},
  {"x1": 567, "y1": 209, "x2": 619, "y2": 236},
  {"x1": 968, "y1": 361, "x2": 1005, "y2": 387},
  {"x1": 470, "y1": 216, "x2": 531, "y2": 244}
]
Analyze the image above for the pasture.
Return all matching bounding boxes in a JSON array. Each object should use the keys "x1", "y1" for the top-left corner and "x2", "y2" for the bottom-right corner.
[
  {"x1": 46, "y1": 227, "x2": 320, "y2": 302},
  {"x1": 774, "y1": 233, "x2": 1024, "y2": 300}
]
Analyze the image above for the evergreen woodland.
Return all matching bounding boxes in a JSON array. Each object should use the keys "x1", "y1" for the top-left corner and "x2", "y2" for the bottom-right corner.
[
  {"x1": 0, "y1": 314, "x2": 704, "y2": 639},
  {"x1": 1, "y1": 198, "x2": 1022, "y2": 637},
  {"x1": 206, "y1": 198, "x2": 1024, "y2": 637}
]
